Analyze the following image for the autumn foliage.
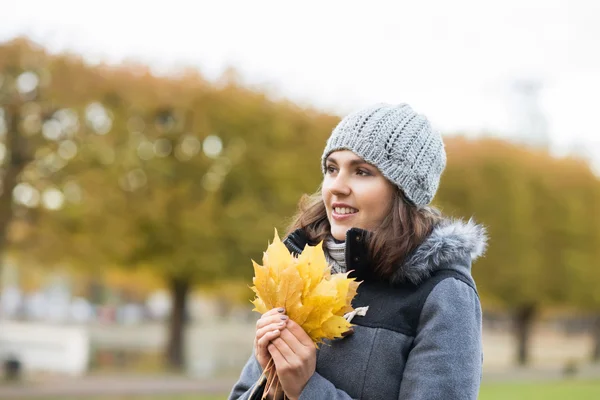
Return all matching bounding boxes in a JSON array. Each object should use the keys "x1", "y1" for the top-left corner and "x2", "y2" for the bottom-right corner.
[
  {"x1": 251, "y1": 230, "x2": 359, "y2": 345},
  {"x1": 2, "y1": 38, "x2": 600, "y2": 367}
]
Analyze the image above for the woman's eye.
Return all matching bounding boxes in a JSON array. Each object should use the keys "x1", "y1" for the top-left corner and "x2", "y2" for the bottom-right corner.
[
  {"x1": 326, "y1": 166, "x2": 337, "y2": 173},
  {"x1": 357, "y1": 169, "x2": 370, "y2": 176}
]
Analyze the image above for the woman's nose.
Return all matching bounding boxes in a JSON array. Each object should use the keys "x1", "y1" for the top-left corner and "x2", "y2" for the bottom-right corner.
[{"x1": 329, "y1": 173, "x2": 351, "y2": 196}]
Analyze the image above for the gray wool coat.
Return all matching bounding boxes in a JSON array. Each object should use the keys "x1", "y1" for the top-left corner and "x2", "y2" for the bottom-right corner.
[{"x1": 229, "y1": 219, "x2": 488, "y2": 400}]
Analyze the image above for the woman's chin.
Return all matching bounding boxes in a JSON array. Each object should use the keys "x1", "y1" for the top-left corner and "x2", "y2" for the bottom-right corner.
[{"x1": 330, "y1": 227, "x2": 348, "y2": 241}]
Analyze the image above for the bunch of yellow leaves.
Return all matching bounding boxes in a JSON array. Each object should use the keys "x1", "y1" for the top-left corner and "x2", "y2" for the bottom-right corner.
[{"x1": 250, "y1": 230, "x2": 361, "y2": 346}]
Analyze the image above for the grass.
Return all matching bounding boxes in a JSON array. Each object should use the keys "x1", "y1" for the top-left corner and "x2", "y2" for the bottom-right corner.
[{"x1": 479, "y1": 379, "x2": 600, "y2": 399}]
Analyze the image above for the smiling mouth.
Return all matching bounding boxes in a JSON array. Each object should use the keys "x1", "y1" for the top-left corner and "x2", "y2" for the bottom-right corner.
[{"x1": 333, "y1": 207, "x2": 358, "y2": 215}]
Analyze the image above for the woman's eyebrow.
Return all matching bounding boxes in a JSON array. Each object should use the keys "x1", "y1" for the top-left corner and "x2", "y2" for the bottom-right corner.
[{"x1": 326, "y1": 157, "x2": 369, "y2": 167}]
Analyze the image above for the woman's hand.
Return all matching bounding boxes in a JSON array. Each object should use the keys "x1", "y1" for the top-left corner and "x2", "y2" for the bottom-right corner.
[
  {"x1": 268, "y1": 319, "x2": 316, "y2": 400},
  {"x1": 254, "y1": 307, "x2": 288, "y2": 371}
]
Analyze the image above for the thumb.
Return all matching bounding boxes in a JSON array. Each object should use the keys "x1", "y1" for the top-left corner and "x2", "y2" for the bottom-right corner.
[{"x1": 286, "y1": 319, "x2": 314, "y2": 347}]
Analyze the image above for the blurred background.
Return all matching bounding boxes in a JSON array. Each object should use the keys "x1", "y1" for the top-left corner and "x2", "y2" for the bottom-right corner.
[{"x1": 0, "y1": 0, "x2": 599, "y2": 399}]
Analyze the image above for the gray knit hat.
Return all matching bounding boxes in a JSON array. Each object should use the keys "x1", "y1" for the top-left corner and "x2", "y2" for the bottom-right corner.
[{"x1": 321, "y1": 103, "x2": 446, "y2": 206}]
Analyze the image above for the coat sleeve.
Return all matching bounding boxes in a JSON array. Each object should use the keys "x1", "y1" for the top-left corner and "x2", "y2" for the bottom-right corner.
[
  {"x1": 398, "y1": 277, "x2": 483, "y2": 400},
  {"x1": 229, "y1": 353, "x2": 357, "y2": 400},
  {"x1": 228, "y1": 352, "x2": 264, "y2": 400},
  {"x1": 298, "y1": 372, "x2": 357, "y2": 400}
]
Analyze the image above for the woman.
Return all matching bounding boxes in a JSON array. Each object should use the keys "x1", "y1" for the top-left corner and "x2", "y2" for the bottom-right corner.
[{"x1": 229, "y1": 103, "x2": 487, "y2": 400}]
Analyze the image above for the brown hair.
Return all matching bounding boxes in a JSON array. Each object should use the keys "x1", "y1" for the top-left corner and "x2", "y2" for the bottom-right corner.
[{"x1": 286, "y1": 185, "x2": 443, "y2": 280}]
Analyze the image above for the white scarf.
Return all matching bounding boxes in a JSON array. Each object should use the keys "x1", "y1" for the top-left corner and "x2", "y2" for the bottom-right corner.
[{"x1": 324, "y1": 236, "x2": 346, "y2": 274}]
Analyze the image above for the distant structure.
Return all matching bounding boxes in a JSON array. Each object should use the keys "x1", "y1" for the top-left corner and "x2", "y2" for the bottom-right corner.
[{"x1": 509, "y1": 78, "x2": 549, "y2": 150}]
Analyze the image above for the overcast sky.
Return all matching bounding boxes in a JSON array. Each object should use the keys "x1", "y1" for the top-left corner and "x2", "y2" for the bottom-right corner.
[{"x1": 2, "y1": 0, "x2": 599, "y2": 169}]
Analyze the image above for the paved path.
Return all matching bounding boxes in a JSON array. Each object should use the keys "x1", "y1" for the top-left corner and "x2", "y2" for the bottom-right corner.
[
  {"x1": 1, "y1": 366, "x2": 600, "y2": 399},
  {"x1": 0, "y1": 375, "x2": 237, "y2": 399}
]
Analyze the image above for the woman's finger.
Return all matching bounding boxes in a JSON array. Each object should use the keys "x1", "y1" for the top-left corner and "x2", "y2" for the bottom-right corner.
[
  {"x1": 256, "y1": 308, "x2": 286, "y2": 330},
  {"x1": 268, "y1": 342, "x2": 287, "y2": 368},
  {"x1": 279, "y1": 326, "x2": 303, "y2": 348},
  {"x1": 256, "y1": 318, "x2": 288, "y2": 340},
  {"x1": 256, "y1": 329, "x2": 281, "y2": 349},
  {"x1": 264, "y1": 307, "x2": 285, "y2": 317},
  {"x1": 278, "y1": 328, "x2": 313, "y2": 363},
  {"x1": 255, "y1": 331, "x2": 279, "y2": 372},
  {"x1": 270, "y1": 336, "x2": 295, "y2": 364},
  {"x1": 285, "y1": 319, "x2": 315, "y2": 347},
  {"x1": 256, "y1": 315, "x2": 289, "y2": 337}
]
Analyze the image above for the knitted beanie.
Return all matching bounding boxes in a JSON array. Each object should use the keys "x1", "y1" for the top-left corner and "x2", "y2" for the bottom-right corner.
[{"x1": 321, "y1": 103, "x2": 446, "y2": 206}]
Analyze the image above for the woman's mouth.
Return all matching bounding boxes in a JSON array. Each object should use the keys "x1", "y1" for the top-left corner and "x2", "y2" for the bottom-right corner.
[
  {"x1": 332, "y1": 207, "x2": 358, "y2": 220},
  {"x1": 333, "y1": 207, "x2": 358, "y2": 215}
]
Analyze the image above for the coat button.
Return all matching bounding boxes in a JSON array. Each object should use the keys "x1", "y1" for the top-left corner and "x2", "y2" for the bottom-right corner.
[
  {"x1": 353, "y1": 256, "x2": 360, "y2": 262},
  {"x1": 355, "y1": 235, "x2": 362, "y2": 242}
]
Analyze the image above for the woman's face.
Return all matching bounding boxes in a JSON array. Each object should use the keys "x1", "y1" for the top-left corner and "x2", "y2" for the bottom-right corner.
[{"x1": 322, "y1": 150, "x2": 396, "y2": 241}]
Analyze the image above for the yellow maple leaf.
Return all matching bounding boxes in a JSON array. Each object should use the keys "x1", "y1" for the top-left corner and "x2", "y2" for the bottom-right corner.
[
  {"x1": 262, "y1": 233, "x2": 293, "y2": 277},
  {"x1": 296, "y1": 242, "x2": 330, "y2": 297},
  {"x1": 250, "y1": 229, "x2": 361, "y2": 346},
  {"x1": 276, "y1": 264, "x2": 304, "y2": 316},
  {"x1": 321, "y1": 314, "x2": 352, "y2": 340},
  {"x1": 329, "y1": 273, "x2": 353, "y2": 315}
]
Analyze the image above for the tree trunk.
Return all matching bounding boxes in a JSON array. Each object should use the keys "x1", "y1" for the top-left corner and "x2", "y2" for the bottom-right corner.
[
  {"x1": 593, "y1": 315, "x2": 600, "y2": 363},
  {"x1": 0, "y1": 103, "x2": 30, "y2": 262},
  {"x1": 165, "y1": 278, "x2": 190, "y2": 370},
  {"x1": 514, "y1": 304, "x2": 536, "y2": 366}
]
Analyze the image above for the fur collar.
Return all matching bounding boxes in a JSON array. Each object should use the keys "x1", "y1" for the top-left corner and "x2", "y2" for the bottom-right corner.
[
  {"x1": 284, "y1": 218, "x2": 488, "y2": 285},
  {"x1": 392, "y1": 218, "x2": 488, "y2": 285}
]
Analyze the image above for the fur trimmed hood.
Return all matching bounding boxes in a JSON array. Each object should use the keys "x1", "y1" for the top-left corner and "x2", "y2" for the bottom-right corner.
[
  {"x1": 284, "y1": 218, "x2": 488, "y2": 286},
  {"x1": 392, "y1": 218, "x2": 488, "y2": 285}
]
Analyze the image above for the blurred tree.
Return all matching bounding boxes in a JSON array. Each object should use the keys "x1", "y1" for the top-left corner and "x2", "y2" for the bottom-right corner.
[
  {"x1": 559, "y1": 168, "x2": 600, "y2": 362},
  {"x1": 0, "y1": 38, "x2": 336, "y2": 370},
  {"x1": 4, "y1": 38, "x2": 600, "y2": 371},
  {"x1": 90, "y1": 84, "x2": 335, "y2": 369},
  {"x1": 438, "y1": 137, "x2": 600, "y2": 365},
  {"x1": 0, "y1": 38, "x2": 127, "y2": 273},
  {"x1": 0, "y1": 41, "x2": 44, "y2": 265}
]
